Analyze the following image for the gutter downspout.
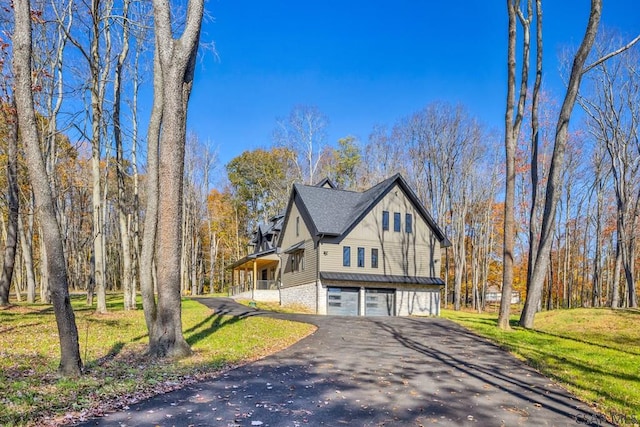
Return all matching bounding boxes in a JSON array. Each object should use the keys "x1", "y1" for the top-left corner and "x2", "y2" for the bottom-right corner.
[
  {"x1": 276, "y1": 248, "x2": 283, "y2": 306},
  {"x1": 316, "y1": 233, "x2": 323, "y2": 314}
]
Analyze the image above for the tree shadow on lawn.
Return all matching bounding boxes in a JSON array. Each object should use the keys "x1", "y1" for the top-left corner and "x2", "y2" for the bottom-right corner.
[
  {"x1": 184, "y1": 300, "x2": 262, "y2": 347},
  {"x1": 532, "y1": 328, "x2": 640, "y2": 356}
]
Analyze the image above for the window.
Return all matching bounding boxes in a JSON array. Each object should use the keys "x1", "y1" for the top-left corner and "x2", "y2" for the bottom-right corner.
[
  {"x1": 382, "y1": 211, "x2": 389, "y2": 231},
  {"x1": 343, "y1": 246, "x2": 351, "y2": 267},
  {"x1": 394, "y1": 212, "x2": 401, "y2": 232},
  {"x1": 357, "y1": 247, "x2": 365, "y2": 267},
  {"x1": 291, "y1": 250, "x2": 304, "y2": 272},
  {"x1": 405, "y1": 213, "x2": 413, "y2": 233},
  {"x1": 296, "y1": 216, "x2": 300, "y2": 237},
  {"x1": 371, "y1": 248, "x2": 379, "y2": 269}
]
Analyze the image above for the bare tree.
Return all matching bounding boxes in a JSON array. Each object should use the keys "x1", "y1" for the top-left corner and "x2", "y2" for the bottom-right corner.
[
  {"x1": 579, "y1": 33, "x2": 640, "y2": 308},
  {"x1": 274, "y1": 105, "x2": 329, "y2": 185},
  {"x1": 520, "y1": 0, "x2": 640, "y2": 327},
  {"x1": 499, "y1": 0, "x2": 534, "y2": 329},
  {"x1": 113, "y1": 0, "x2": 135, "y2": 310},
  {"x1": 13, "y1": 0, "x2": 82, "y2": 375}
]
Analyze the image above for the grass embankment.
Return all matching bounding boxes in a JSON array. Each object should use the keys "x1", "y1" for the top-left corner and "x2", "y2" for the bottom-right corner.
[
  {"x1": 442, "y1": 308, "x2": 640, "y2": 423},
  {"x1": 235, "y1": 299, "x2": 314, "y2": 314},
  {"x1": 0, "y1": 296, "x2": 315, "y2": 426}
]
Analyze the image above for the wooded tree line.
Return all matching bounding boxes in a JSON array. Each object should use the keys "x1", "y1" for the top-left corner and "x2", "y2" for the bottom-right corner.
[
  {"x1": 0, "y1": 0, "x2": 638, "y2": 375},
  {"x1": 3, "y1": 0, "x2": 204, "y2": 375}
]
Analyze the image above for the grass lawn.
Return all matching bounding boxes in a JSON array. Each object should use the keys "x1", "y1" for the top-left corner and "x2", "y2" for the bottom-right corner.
[
  {"x1": 0, "y1": 295, "x2": 315, "y2": 426},
  {"x1": 235, "y1": 299, "x2": 314, "y2": 314},
  {"x1": 442, "y1": 308, "x2": 640, "y2": 425}
]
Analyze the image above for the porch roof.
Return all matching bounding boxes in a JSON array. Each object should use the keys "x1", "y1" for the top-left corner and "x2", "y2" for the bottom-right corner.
[{"x1": 228, "y1": 250, "x2": 279, "y2": 270}]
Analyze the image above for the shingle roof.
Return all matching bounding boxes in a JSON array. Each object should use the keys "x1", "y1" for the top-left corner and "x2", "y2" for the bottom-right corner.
[
  {"x1": 290, "y1": 174, "x2": 450, "y2": 246},
  {"x1": 294, "y1": 185, "x2": 363, "y2": 236}
]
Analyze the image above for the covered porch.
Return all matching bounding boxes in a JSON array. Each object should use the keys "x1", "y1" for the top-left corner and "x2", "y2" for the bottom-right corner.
[{"x1": 228, "y1": 252, "x2": 281, "y2": 298}]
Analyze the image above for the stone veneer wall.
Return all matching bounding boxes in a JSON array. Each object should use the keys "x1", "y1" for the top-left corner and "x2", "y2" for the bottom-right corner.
[{"x1": 280, "y1": 282, "x2": 321, "y2": 313}]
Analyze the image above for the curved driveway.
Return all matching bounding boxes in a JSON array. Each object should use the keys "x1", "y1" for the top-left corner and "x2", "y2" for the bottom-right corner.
[{"x1": 78, "y1": 298, "x2": 608, "y2": 426}]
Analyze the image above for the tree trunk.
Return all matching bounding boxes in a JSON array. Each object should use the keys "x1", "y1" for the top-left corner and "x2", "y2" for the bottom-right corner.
[
  {"x1": 13, "y1": 0, "x2": 82, "y2": 376},
  {"x1": 90, "y1": 0, "x2": 107, "y2": 314},
  {"x1": 146, "y1": 0, "x2": 203, "y2": 357},
  {"x1": 18, "y1": 214, "x2": 37, "y2": 303},
  {"x1": 0, "y1": 103, "x2": 19, "y2": 307},
  {"x1": 520, "y1": 0, "x2": 602, "y2": 328},
  {"x1": 499, "y1": 0, "x2": 530, "y2": 329},
  {"x1": 114, "y1": 0, "x2": 134, "y2": 310},
  {"x1": 140, "y1": 46, "x2": 162, "y2": 338}
]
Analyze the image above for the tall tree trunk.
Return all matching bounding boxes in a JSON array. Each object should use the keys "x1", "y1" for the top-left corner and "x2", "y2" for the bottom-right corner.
[
  {"x1": 13, "y1": 0, "x2": 82, "y2": 376},
  {"x1": 140, "y1": 46, "x2": 162, "y2": 338},
  {"x1": 520, "y1": 0, "x2": 602, "y2": 328},
  {"x1": 0, "y1": 103, "x2": 19, "y2": 307},
  {"x1": 90, "y1": 0, "x2": 107, "y2": 313},
  {"x1": 499, "y1": 0, "x2": 531, "y2": 329},
  {"x1": 114, "y1": 0, "x2": 134, "y2": 310},
  {"x1": 592, "y1": 175, "x2": 603, "y2": 307},
  {"x1": 146, "y1": 0, "x2": 203, "y2": 357},
  {"x1": 18, "y1": 213, "x2": 37, "y2": 303},
  {"x1": 526, "y1": 0, "x2": 543, "y2": 291}
]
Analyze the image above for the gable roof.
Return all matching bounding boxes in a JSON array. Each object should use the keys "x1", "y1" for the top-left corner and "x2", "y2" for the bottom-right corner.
[
  {"x1": 315, "y1": 177, "x2": 336, "y2": 189},
  {"x1": 279, "y1": 174, "x2": 451, "y2": 247}
]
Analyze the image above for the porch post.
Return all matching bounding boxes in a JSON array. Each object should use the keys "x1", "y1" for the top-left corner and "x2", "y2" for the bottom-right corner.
[{"x1": 252, "y1": 260, "x2": 257, "y2": 300}]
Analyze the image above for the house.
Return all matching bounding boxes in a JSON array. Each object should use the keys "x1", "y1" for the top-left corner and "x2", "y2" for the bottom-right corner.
[
  {"x1": 485, "y1": 285, "x2": 521, "y2": 305},
  {"x1": 277, "y1": 174, "x2": 451, "y2": 316}
]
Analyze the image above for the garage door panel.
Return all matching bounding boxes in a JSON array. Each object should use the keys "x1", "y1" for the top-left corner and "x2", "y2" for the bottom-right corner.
[
  {"x1": 365, "y1": 288, "x2": 395, "y2": 316},
  {"x1": 327, "y1": 287, "x2": 359, "y2": 316}
]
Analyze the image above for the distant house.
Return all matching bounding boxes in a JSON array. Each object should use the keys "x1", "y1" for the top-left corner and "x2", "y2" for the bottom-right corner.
[
  {"x1": 485, "y1": 285, "x2": 521, "y2": 305},
  {"x1": 276, "y1": 174, "x2": 451, "y2": 316}
]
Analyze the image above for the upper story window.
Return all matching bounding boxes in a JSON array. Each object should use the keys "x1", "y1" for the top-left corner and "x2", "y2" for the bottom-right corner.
[
  {"x1": 291, "y1": 250, "x2": 304, "y2": 272},
  {"x1": 394, "y1": 212, "x2": 401, "y2": 232},
  {"x1": 382, "y1": 211, "x2": 389, "y2": 231},
  {"x1": 357, "y1": 247, "x2": 365, "y2": 268},
  {"x1": 343, "y1": 246, "x2": 351, "y2": 267},
  {"x1": 405, "y1": 213, "x2": 413, "y2": 233},
  {"x1": 296, "y1": 216, "x2": 300, "y2": 237},
  {"x1": 371, "y1": 248, "x2": 379, "y2": 269}
]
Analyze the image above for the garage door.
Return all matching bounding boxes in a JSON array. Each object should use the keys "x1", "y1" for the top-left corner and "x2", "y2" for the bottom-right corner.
[
  {"x1": 365, "y1": 288, "x2": 395, "y2": 316},
  {"x1": 327, "y1": 287, "x2": 360, "y2": 316}
]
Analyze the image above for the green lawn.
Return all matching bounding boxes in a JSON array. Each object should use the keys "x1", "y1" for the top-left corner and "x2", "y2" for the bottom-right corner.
[
  {"x1": 0, "y1": 295, "x2": 315, "y2": 426},
  {"x1": 442, "y1": 308, "x2": 640, "y2": 425}
]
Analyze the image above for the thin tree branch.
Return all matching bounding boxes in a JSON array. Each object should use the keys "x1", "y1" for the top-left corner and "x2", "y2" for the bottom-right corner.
[{"x1": 582, "y1": 34, "x2": 640, "y2": 74}]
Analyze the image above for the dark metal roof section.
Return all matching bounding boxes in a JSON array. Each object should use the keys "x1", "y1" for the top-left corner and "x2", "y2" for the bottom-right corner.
[
  {"x1": 283, "y1": 241, "x2": 305, "y2": 254},
  {"x1": 285, "y1": 174, "x2": 450, "y2": 247},
  {"x1": 320, "y1": 271, "x2": 445, "y2": 286}
]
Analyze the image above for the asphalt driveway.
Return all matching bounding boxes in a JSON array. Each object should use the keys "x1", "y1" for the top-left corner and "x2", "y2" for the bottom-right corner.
[{"x1": 77, "y1": 298, "x2": 608, "y2": 426}]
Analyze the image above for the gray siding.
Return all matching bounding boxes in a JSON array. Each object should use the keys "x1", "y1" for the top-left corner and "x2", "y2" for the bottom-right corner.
[
  {"x1": 280, "y1": 201, "x2": 318, "y2": 289},
  {"x1": 318, "y1": 183, "x2": 442, "y2": 277}
]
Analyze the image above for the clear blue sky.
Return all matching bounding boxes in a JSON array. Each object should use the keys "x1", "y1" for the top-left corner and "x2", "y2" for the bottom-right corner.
[{"x1": 187, "y1": 1, "x2": 639, "y2": 167}]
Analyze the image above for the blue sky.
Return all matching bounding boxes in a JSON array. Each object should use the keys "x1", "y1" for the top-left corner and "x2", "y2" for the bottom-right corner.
[{"x1": 187, "y1": 1, "x2": 639, "y2": 167}]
